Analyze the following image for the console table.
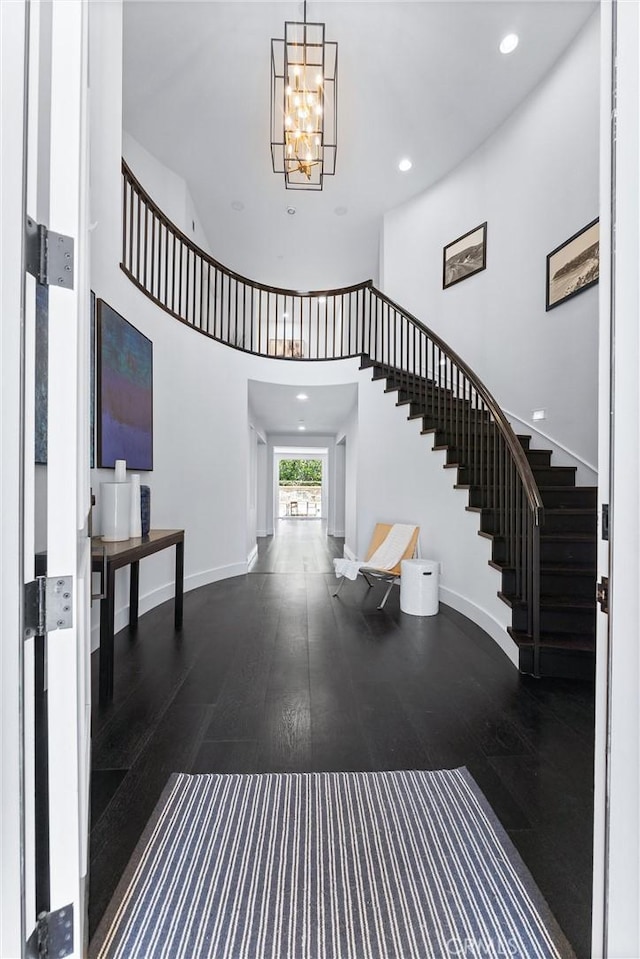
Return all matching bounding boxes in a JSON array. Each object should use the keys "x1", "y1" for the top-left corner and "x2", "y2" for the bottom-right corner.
[{"x1": 92, "y1": 529, "x2": 184, "y2": 703}]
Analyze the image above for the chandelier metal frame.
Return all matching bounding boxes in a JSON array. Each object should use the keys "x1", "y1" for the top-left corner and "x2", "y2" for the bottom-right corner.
[{"x1": 270, "y1": 2, "x2": 338, "y2": 191}]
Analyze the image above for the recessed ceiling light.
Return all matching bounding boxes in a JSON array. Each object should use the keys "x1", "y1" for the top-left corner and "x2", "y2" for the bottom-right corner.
[
  {"x1": 286, "y1": 206, "x2": 297, "y2": 215},
  {"x1": 298, "y1": 425, "x2": 306, "y2": 431},
  {"x1": 499, "y1": 33, "x2": 519, "y2": 55},
  {"x1": 398, "y1": 158, "x2": 412, "y2": 172},
  {"x1": 296, "y1": 393, "x2": 308, "y2": 400},
  {"x1": 334, "y1": 206, "x2": 348, "y2": 216},
  {"x1": 231, "y1": 200, "x2": 244, "y2": 212}
]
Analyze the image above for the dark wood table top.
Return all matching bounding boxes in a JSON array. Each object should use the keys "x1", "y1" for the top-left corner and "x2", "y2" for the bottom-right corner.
[{"x1": 91, "y1": 529, "x2": 184, "y2": 569}]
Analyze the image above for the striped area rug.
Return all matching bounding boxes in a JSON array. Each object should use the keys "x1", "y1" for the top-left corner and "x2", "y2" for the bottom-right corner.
[{"x1": 91, "y1": 768, "x2": 575, "y2": 959}]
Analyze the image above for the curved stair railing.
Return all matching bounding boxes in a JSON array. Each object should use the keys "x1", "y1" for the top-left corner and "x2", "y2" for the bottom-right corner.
[{"x1": 121, "y1": 159, "x2": 544, "y2": 674}]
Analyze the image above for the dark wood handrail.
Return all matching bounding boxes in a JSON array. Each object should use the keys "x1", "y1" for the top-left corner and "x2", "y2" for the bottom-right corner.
[{"x1": 369, "y1": 286, "x2": 545, "y2": 519}]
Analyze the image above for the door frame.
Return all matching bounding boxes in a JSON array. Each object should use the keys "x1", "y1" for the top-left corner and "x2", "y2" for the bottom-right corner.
[
  {"x1": 592, "y1": 2, "x2": 640, "y2": 957},
  {"x1": 1, "y1": 1, "x2": 30, "y2": 955},
  {"x1": 0, "y1": 1, "x2": 91, "y2": 956}
]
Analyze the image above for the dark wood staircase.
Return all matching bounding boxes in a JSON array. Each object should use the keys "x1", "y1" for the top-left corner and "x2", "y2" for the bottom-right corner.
[{"x1": 361, "y1": 356, "x2": 597, "y2": 680}]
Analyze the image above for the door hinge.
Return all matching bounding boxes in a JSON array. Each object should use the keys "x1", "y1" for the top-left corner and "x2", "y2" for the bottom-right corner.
[
  {"x1": 24, "y1": 576, "x2": 73, "y2": 639},
  {"x1": 25, "y1": 216, "x2": 74, "y2": 289},
  {"x1": 26, "y1": 904, "x2": 74, "y2": 959},
  {"x1": 597, "y1": 576, "x2": 609, "y2": 615}
]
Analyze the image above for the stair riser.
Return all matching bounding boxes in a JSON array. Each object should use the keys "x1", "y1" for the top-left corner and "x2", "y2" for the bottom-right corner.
[
  {"x1": 480, "y1": 509, "x2": 596, "y2": 536},
  {"x1": 500, "y1": 569, "x2": 596, "y2": 600},
  {"x1": 489, "y1": 538, "x2": 596, "y2": 566},
  {"x1": 443, "y1": 448, "x2": 551, "y2": 470},
  {"x1": 541, "y1": 572, "x2": 596, "y2": 599},
  {"x1": 541, "y1": 540, "x2": 597, "y2": 565},
  {"x1": 479, "y1": 510, "x2": 595, "y2": 536},
  {"x1": 541, "y1": 488, "x2": 598, "y2": 509},
  {"x1": 511, "y1": 606, "x2": 595, "y2": 636},
  {"x1": 519, "y1": 647, "x2": 596, "y2": 681},
  {"x1": 543, "y1": 513, "x2": 597, "y2": 535},
  {"x1": 454, "y1": 466, "x2": 576, "y2": 487}
]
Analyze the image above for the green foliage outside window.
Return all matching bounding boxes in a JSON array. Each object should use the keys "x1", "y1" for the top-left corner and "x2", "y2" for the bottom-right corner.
[{"x1": 278, "y1": 459, "x2": 322, "y2": 486}]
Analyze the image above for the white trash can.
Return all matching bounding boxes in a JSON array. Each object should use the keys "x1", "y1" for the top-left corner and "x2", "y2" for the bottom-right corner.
[{"x1": 400, "y1": 559, "x2": 440, "y2": 616}]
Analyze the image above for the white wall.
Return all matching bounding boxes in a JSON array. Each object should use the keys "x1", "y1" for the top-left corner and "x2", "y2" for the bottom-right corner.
[
  {"x1": 333, "y1": 442, "x2": 346, "y2": 537},
  {"x1": 338, "y1": 401, "x2": 358, "y2": 558},
  {"x1": 256, "y1": 442, "x2": 268, "y2": 536},
  {"x1": 382, "y1": 13, "x2": 600, "y2": 471},
  {"x1": 356, "y1": 375, "x2": 515, "y2": 663},
  {"x1": 122, "y1": 130, "x2": 213, "y2": 255}
]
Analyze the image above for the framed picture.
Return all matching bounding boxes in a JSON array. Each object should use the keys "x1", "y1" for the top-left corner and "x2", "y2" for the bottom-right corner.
[
  {"x1": 546, "y1": 218, "x2": 599, "y2": 311},
  {"x1": 443, "y1": 222, "x2": 487, "y2": 289},
  {"x1": 268, "y1": 338, "x2": 305, "y2": 358},
  {"x1": 97, "y1": 299, "x2": 153, "y2": 470}
]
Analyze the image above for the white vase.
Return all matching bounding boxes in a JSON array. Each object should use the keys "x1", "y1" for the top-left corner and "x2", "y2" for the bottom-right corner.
[
  {"x1": 129, "y1": 474, "x2": 142, "y2": 538},
  {"x1": 114, "y1": 459, "x2": 127, "y2": 483},
  {"x1": 101, "y1": 482, "x2": 131, "y2": 541}
]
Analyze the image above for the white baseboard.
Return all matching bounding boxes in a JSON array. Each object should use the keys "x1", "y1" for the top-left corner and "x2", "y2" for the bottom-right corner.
[
  {"x1": 343, "y1": 544, "x2": 357, "y2": 562},
  {"x1": 90, "y1": 561, "x2": 248, "y2": 653},
  {"x1": 247, "y1": 544, "x2": 258, "y2": 568},
  {"x1": 256, "y1": 529, "x2": 268, "y2": 538},
  {"x1": 438, "y1": 586, "x2": 519, "y2": 667},
  {"x1": 331, "y1": 529, "x2": 345, "y2": 538}
]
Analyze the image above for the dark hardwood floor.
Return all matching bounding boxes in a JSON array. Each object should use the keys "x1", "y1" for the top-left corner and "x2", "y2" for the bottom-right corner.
[{"x1": 89, "y1": 519, "x2": 595, "y2": 957}]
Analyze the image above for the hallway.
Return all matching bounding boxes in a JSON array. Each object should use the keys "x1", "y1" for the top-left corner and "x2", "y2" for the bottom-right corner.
[{"x1": 89, "y1": 522, "x2": 594, "y2": 956}]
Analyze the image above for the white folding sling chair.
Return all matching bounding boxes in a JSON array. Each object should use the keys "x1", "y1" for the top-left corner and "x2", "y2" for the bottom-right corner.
[{"x1": 333, "y1": 523, "x2": 420, "y2": 610}]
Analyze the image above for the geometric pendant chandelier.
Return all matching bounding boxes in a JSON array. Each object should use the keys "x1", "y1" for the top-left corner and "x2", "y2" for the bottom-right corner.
[{"x1": 270, "y1": 1, "x2": 338, "y2": 190}]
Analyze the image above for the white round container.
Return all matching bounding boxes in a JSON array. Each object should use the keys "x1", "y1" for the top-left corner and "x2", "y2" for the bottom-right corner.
[
  {"x1": 400, "y1": 559, "x2": 440, "y2": 616},
  {"x1": 101, "y1": 482, "x2": 131, "y2": 542}
]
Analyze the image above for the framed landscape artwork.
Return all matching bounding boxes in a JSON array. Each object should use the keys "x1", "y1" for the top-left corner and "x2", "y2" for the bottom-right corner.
[
  {"x1": 546, "y1": 218, "x2": 599, "y2": 311},
  {"x1": 443, "y1": 222, "x2": 487, "y2": 289},
  {"x1": 268, "y1": 338, "x2": 305, "y2": 358},
  {"x1": 97, "y1": 299, "x2": 153, "y2": 470}
]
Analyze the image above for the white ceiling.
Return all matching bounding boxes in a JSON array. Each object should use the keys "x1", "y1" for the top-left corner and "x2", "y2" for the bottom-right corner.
[
  {"x1": 123, "y1": 0, "x2": 596, "y2": 436},
  {"x1": 248, "y1": 380, "x2": 357, "y2": 434},
  {"x1": 123, "y1": 0, "x2": 597, "y2": 292}
]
